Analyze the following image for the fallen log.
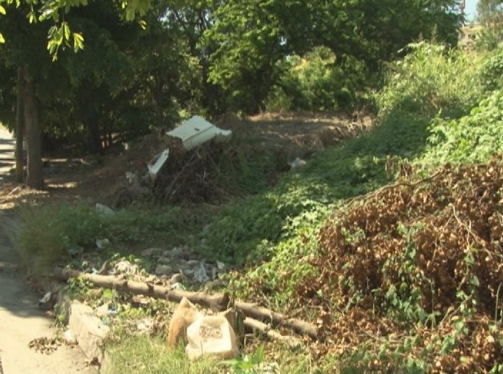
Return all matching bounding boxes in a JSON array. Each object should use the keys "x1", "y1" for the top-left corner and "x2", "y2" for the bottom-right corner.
[
  {"x1": 53, "y1": 268, "x2": 229, "y2": 312},
  {"x1": 53, "y1": 267, "x2": 318, "y2": 340},
  {"x1": 243, "y1": 317, "x2": 301, "y2": 347},
  {"x1": 236, "y1": 301, "x2": 318, "y2": 340}
]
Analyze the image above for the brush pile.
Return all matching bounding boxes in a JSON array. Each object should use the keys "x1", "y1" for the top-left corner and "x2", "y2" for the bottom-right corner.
[{"x1": 297, "y1": 157, "x2": 503, "y2": 373}]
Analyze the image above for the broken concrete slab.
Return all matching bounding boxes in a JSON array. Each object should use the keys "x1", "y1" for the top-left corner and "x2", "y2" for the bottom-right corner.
[{"x1": 68, "y1": 301, "x2": 110, "y2": 364}]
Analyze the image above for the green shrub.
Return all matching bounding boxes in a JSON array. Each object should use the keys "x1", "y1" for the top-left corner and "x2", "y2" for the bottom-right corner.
[
  {"x1": 13, "y1": 203, "x2": 103, "y2": 273},
  {"x1": 418, "y1": 88, "x2": 503, "y2": 169},
  {"x1": 480, "y1": 46, "x2": 503, "y2": 92},
  {"x1": 376, "y1": 41, "x2": 482, "y2": 120}
]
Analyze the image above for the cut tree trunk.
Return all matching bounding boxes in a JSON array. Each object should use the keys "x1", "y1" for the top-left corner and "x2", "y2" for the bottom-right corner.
[
  {"x1": 53, "y1": 268, "x2": 230, "y2": 312},
  {"x1": 53, "y1": 268, "x2": 318, "y2": 340},
  {"x1": 15, "y1": 66, "x2": 24, "y2": 183},
  {"x1": 22, "y1": 67, "x2": 44, "y2": 189}
]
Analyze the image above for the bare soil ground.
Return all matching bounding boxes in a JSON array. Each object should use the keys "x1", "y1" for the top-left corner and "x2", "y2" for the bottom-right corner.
[{"x1": 0, "y1": 112, "x2": 372, "y2": 209}]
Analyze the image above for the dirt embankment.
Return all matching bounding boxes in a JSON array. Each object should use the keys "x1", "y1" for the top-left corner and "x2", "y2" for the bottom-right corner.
[{"x1": 0, "y1": 112, "x2": 372, "y2": 209}]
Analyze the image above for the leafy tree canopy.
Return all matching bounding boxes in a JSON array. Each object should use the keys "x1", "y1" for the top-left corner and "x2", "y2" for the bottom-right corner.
[{"x1": 0, "y1": 0, "x2": 153, "y2": 55}]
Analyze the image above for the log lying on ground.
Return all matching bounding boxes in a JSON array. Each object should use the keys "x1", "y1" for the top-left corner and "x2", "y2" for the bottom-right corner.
[
  {"x1": 53, "y1": 267, "x2": 318, "y2": 340},
  {"x1": 243, "y1": 317, "x2": 301, "y2": 347},
  {"x1": 53, "y1": 268, "x2": 229, "y2": 312},
  {"x1": 236, "y1": 301, "x2": 318, "y2": 340}
]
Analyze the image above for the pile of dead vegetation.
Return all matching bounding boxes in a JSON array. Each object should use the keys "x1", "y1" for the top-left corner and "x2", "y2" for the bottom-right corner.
[
  {"x1": 297, "y1": 157, "x2": 503, "y2": 373},
  {"x1": 101, "y1": 134, "x2": 285, "y2": 208}
]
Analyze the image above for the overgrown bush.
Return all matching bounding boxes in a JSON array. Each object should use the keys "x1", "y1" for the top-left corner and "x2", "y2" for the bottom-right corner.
[
  {"x1": 376, "y1": 41, "x2": 482, "y2": 120},
  {"x1": 13, "y1": 204, "x2": 103, "y2": 273},
  {"x1": 418, "y1": 89, "x2": 503, "y2": 169},
  {"x1": 266, "y1": 47, "x2": 369, "y2": 112},
  {"x1": 11, "y1": 203, "x2": 208, "y2": 273}
]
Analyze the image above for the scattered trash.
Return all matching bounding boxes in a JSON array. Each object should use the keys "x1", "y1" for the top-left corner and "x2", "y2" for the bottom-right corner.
[
  {"x1": 95, "y1": 239, "x2": 110, "y2": 250},
  {"x1": 136, "y1": 319, "x2": 153, "y2": 333},
  {"x1": 63, "y1": 330, "x2": 77, "y2": 345},
  {"x1": 141, "y1": 247, "x2": 163, "y2": 257},
  {"x1": 147, "y1": 149, "x2": 170, "y2": 181},
  {"x1": 155, "y1": 264, "x2": 173, "y2": 276},
  {"x1": 147, "y1": 116, "x2": 232, "y2": 181},
  {"x1": 95, "y1": 203, "x2": 114, "y2": 216},
  {"x1": 113, "y1": 260, "x2": 139, "y2": 275},
  {"x1": 169, "y1": 273, "x2": 183, "y2": 284},
  {"x1": 28, "y1": 337, "x2": 61, "y2": 355},
  {"x1": 289, "y1": 157, "x2": 307, "y2": 169},
  {"x1": 186, "y1": 315, "x2": 239, "y2": 360},
  {"x1": 38, "y1": 292, "x2": 55, "y2": 310},
  {"x1": 96, "y1": 303, "x2": 111, "y2": 318},
  {"x1": 193, "y1": 262, "x2": 210, "y2": 283}
]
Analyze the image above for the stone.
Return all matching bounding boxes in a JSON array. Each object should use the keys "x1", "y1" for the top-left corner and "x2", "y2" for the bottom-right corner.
[
  {"x1": 157, "y1": 256, "x2": 172, "y2": 265},
  {"x1": 114, "y1": 260, "x2": 139, "y2": 275},
  {"x1": 169, "y1": 273, "x2": 183, "y2": 284},
  {"x1": 155, "y1": 264, "x2": 173, "y2": 276},
  {"x1": 95, "y1": 203, "x2": 114, "y2": 216},
  {"x1": 141, "y1": 248, "x2": 163, "y2": 257},
  {"x1": 68, "y1": 301, "x2": 109, "y2": 364},
  {"x1": 63, "y1": 329, "x2": 77, "y2": 345},
  {"x1": 194, "y1": 262, "x2": 209, "y2": 283}
]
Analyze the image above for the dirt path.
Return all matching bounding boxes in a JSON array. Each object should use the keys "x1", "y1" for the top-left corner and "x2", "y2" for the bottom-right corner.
[
  {"x1": 0, "y1": 235, "x2": 97, "y2": 374},
  {"x1": 0, "y1": 126, "x2": 96, "y2": 374}
]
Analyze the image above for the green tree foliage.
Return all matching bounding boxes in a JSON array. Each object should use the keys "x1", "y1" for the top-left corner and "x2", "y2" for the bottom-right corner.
[
  {"x1": 477, "y1": 0, "x2": 503, "y2": 23},
  {"x1": 206, "y1": 0, "x2": 463, "y2": 114}
]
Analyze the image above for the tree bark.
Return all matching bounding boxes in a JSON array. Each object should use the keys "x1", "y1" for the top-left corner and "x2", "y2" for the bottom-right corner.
[
  {"x1": 22, "y1": 67, "x2": 44, "y2": 189},
  {"x1": 15, "y1": 67, "x2": 24, "y2": 183}
]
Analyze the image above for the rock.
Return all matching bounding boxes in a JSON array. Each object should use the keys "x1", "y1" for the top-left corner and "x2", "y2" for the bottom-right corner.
[
  {"x1": 169, "y1": 273, "x2": 183, "y2": 284},
  {"x1": 157, "y1": 256, "x2": 172, "y2": 265},
  {"x1": 63, "y1": 329, "x2": 77, "y2": 345},
  {"x1": 289, "y1": 157, "x2": 307, "y2": 169},
  {"x1": 141, "y1": 247, "x2": 163, "y2": 257},
  {"x1": 68, "y1": 301, "x2": 110, "y2": 364},
  {"x1": 114, "y1": 260, "x2": 139, "y2": 275},
  {"x1": 194, "y1": 262, "x2": 209, "y2": 283},
  {"x1": 95, "y1": 238, "x2": 110, "y2": 250},
  {"x1": 95, "y1": 203, "x2": 114, "y2": 216},
  {"x1": 216, "y1": 261, "x2": 226, "y2": 270},
  {"x1": 155, "y1": 264, "x2": 173, "y2": 276}
]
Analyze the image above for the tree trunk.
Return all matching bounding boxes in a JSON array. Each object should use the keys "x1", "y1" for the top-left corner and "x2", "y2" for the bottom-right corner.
[
  {"x1": 22, "y1": 67, "x2": 44, "y2": 189},
  {"x1": 15, "y1": 67, "x2": 24, "y2": 183},
  {"x1": 53, "y1": 267, "x2": 319, "y2": 340},
  {"x1": 86, "y1": 119, "x2": 103, "y2": 154}
]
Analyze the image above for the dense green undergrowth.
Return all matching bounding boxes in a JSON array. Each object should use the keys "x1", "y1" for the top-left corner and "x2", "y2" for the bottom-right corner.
[{"x1": 9, "y1": 41, "x2": 503, "y2": 373}]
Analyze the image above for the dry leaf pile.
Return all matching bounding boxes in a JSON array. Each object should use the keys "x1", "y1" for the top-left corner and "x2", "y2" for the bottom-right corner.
[{"x1": 297, "y1": 157, "x2": 503, "y2": 373}]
